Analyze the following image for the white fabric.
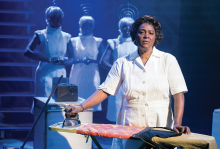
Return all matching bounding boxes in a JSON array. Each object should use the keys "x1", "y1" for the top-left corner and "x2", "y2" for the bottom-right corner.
[
  {"x1": 69, "y1": 35, "x2": 104, "y2": 112},
  {"x1": 106, "y1": 36, "x2": 137, "y2": 122},
  {"x1": 99, "y1": 47, "x2": 188, "y2": 149},
  {"x1": 108, "y1": 36, "x2": 137, "y2": 62},
  {"x1": 33, "y1": 26, "x2": 71, "y2": 97}
]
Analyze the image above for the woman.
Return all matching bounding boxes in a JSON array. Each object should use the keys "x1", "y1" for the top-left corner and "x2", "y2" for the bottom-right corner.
[
  {"x1": 100, "y1": 17, "x2": 137, "y2": 69},
  {"x1": 24, "y1": 6, "x2": 74, "y2": 97},
  {"x1": 100, "y1": 17, "x2": 137, "y2": 122},
  {"x1": 66, "y1": 15, "x2": 190, "y2": 148},
  {"x1": 69, "y1": 16, "x2": 105, "y2": 112}
]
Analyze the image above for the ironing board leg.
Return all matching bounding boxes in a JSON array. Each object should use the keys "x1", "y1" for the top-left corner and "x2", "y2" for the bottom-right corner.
[
  {"x1": 90, "y1": 135, "x2": 103, "y2": 149},
  {"x1": 139, "y1": 142, "x2": 147, "y2": 149},
  {"x1": 139, "y1": 142, "x2": 156, "y2": 149}
]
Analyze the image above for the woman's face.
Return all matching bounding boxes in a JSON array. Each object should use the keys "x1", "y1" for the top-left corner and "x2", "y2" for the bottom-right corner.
[
  {"x1": 136, "y1": 23, "x2": 156, "y2": 50},
  {"x1": 48, "y1": 13, "x2": 63, "y2": 29},
  {"x1": 120, "y1": 23, "x2": 132, "y2": 38},
  {"x1": 81, "y1": 21, "x2": 94, "y2": 36}
]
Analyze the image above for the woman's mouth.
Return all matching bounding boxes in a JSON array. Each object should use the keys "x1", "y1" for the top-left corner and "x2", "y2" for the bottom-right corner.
[{"x1": 143, "y1": 41, "x2": 150, "y2": 44}]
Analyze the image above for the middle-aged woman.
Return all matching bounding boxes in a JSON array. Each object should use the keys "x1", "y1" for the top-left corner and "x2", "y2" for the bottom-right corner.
[{"x1": 66, "y1": 15, "x2": 191, "y2": 149}]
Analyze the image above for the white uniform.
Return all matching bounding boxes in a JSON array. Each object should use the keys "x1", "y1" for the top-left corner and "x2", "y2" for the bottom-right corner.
[
  {"x1": 99, "y1": 47, "x2": 188, "y2": 149},
  {"x1": 34, "y1": 27, "x2": 71, "y2": 97},
  {"x1": 105, "y1": 36, "x2": 137, "y2": 122},
  {"x1": 69, "y1": 35, "x2": 104, "y2": 112}
]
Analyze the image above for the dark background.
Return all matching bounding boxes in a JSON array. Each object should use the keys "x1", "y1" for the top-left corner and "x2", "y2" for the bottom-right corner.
[{"x1": 0, "y1": 0, "x2": 220, "y2": 137}]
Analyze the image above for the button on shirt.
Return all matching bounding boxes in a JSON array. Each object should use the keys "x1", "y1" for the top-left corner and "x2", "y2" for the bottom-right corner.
[{"x1": 99, "y1": 47, "x2": 187, "y2": 128}]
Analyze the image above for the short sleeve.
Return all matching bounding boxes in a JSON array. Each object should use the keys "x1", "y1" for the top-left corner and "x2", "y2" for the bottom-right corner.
[
  {"x1": 98, "y1": 58, "x2": 123, "y2": 95},
  {"x1": 34, "y1": 30, "x2": 45, "y2": 43},
  {"x1": 107, "y1": 39, "x2": 114, "y2": 50},
  {"x1": 65, "y1": 32, "x2": 71, "y2": 43},
  {"x1": 94, "y1": 37, "x2": 103, "y2": 47},
  {"x1": 167, "y1": 55, "x2": 188, "y2": 95}
]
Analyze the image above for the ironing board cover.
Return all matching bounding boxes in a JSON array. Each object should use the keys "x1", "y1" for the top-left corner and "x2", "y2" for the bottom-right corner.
[
  {"x1": 76, "y1": 123, "x2": 145, "y2": 139},
  {"x1": 49, "y1": 123, "x2": 218, "y2": 149}
]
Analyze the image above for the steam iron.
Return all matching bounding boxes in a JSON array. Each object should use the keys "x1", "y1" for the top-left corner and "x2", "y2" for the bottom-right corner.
[{"x1": 62, "y1": 109, "x2": 81, "y2": 127}]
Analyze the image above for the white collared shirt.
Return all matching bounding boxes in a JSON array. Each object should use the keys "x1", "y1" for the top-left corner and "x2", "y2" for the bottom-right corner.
[{"x1": 99, "y1": 47, "x2": 187, "y2": 127}]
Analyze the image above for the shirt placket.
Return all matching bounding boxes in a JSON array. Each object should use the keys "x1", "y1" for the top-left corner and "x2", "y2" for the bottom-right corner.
[
  {"x1": 144, "y1": 56, "x2": 153, "y2": 126},
  {"x1": 139, "y1": 62, "x2": 148, "y2": 126}
]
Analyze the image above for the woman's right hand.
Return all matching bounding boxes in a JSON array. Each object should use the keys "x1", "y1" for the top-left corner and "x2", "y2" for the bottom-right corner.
[
  {"x1": 50, "y1": 57, "x2": 62, "y2": 65},
  {"x1": 65, "y1": 105, "x2": 83, "y2": 115},
  {"x1": 50, "y1": 57, "x2": 68, "y2": 65}
]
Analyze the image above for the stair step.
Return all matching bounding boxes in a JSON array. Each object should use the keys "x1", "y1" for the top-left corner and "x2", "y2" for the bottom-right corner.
[
  {"x1": 0, "y1": 35, "x2": 32, "y2": 39},
  {"x1": 0, "y1": 62, "x2": 38, "y2": 66},
  {"x1": 0, "y1": 107, "x2": 31, "y2": 113},
  {"x1": 0, "y1": 10, "x2": 34, "y2": 14},
  {"x1": 0, "y1": 48, "x2": 39, "y2": 52},
  {"x1": 0, "y1": 92, "x2": 34, "y2": 96},
  {"x1": 0, "y1": 22, "x2": 36, "y2": 26},
  {"x1": 0, "y1": 123, "x2": 32, "y2": 130},
  {"x1": 0, "y1": 0, "x2": 32, "y2": 1},
  {"x1": 0, "y1": 77, "x2": 34, "y2": 81},
  {"x1": 0, "y1": 48, "x2": 24, "y2": 52}
]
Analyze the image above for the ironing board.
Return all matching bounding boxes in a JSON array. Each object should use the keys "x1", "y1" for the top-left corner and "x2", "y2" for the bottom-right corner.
[{"x1": 49, "y1": 123, "x2": 218, "y2": 149}]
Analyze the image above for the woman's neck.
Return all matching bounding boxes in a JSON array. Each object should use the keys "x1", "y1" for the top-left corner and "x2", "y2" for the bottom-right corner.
[{"x1": 138, "y1": 47, "x2": 153, "y2": 65}]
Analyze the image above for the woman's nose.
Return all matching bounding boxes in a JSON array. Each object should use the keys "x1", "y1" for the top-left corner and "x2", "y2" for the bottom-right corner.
[{"x1": 143, "y1": 33, "x2": 149, "y2": 38}]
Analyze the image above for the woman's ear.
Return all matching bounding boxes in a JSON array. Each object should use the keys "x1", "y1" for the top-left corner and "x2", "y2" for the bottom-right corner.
[
  {"x1": 118, "y1": 29, "x2": 122, "y2": 36},
  {"x1": 45, "y1": 19, "x2": 50, "y2": 26}
]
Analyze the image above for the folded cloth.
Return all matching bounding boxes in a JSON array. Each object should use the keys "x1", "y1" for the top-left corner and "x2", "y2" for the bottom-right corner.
[{"x1": 131, "y1": 127, "x2": 182, "y2": 149}]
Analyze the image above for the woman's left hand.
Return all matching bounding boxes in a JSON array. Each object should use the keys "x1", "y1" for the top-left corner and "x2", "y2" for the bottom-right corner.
[
  {"x1": 173, "y1": 124, "x2": 191, "y2": 134},
  {"x1": 51, "y1": 57, "x2": 68, "y2": 65},
  {"x1": 53, "y1": 60, "x2": 64, "y2": 65}
]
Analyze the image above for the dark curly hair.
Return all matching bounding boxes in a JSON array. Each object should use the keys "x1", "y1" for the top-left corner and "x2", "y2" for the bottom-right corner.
[{"x1": 130, "y1": 15, "x2": 163, "y2": 46}]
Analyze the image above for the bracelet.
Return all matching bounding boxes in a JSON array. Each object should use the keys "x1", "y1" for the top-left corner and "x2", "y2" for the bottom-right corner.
[{"x1": 79, "y1": 104, "x2": 85, "y2": 112}]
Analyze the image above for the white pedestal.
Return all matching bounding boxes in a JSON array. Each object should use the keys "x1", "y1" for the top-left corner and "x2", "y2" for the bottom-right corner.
[
  {"x1": 34, "y1": 97, "x2": 93, "y2": 149},
  {"x1": 212, "y1": 108, "x2": 220, "y2": 148}
]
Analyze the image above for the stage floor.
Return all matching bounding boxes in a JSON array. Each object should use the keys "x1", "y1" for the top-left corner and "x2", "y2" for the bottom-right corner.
[
  {"x1": 0, "y1": 138, "x2": 112, "y2": 149},
  {"x1": 0, "y1": 139, "x2": 33, "y2": 149}
]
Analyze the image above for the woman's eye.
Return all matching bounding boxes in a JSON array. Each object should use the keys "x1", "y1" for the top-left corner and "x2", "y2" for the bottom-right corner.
[{"x1": 139, "y1": 31, "x2": 144, "y2": 34}]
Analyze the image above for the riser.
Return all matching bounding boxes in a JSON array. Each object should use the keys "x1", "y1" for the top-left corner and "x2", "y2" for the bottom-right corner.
[
  {"x1": 0, "y1": 13, "x2": 33, "y2": 22},
  {"x1": 0, "y1": 92, "x2": 34, "y2": 96},
  {"x1": 0, "y1": 53, "x2": 34, "y2": 63},
  {"x1": 1, "y1": 67, "x2": 35, "y2": 78},
  {"x1": 0, "y1": 22, "x2": 36, "y2": 26},
  {"x1": 0, "y1": 63, "x2": 38, "y2": 66},
  {"x1": 2, "y1": 113, "x2": 34, "y2": 124},
  {"x1": 0, "y1": 49, "x2": 39, "y2": 53},
  {"x1": 0, "y1": 81, "x2": 34, "y2": 92},
  {"x1": 0, "y1": 77, "x2": 34, "y2": 81},
  {"x1": 0, "y1": 26, "x2": 33, "y2": 35},
  {"x1": 0, "y1": 35, "x2": 32, "y2": 39},
  {"x1": 0, "y1": 38, "x2": 30, "y2": 49},
  {"x1": 0, "y1": 96, "x2": 33, "y2": 111},
  {"x1": 0, "y1": 10, "x2": 34, "y2": 14},
  {"x1": 0, "y1": 2, "x2": 32, "y2": 11},
  {"x1": 0, "y1": 0, "x2": 33, "y2": 2}
]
